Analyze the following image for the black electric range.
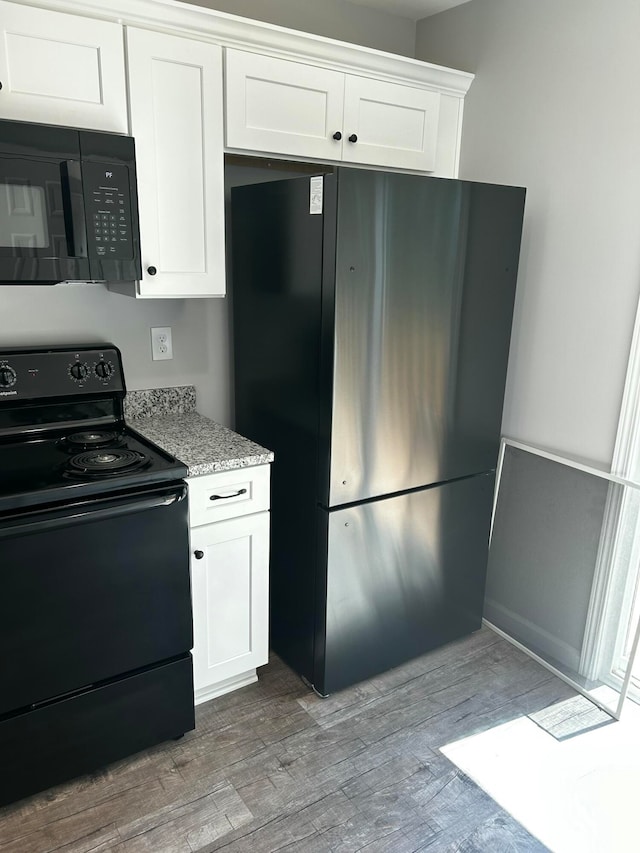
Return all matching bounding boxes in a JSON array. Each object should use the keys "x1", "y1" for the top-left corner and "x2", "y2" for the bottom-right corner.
[{"x1": 0, "y1": 344, "x2": 194, "y2": 808}]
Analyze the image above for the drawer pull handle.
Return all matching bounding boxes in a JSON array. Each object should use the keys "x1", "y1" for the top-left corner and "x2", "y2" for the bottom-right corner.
[{"x1": 209, "y1": 488, "x2": 247, "y2": 501}]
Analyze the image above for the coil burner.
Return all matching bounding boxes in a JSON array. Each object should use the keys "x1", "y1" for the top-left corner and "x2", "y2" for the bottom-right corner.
[
  {"x1": 67, "y1": 448, "x2": 148, "y2": 477},
  {"x1": 64, "y1": 430, "x2": 120, "y2": 449}
]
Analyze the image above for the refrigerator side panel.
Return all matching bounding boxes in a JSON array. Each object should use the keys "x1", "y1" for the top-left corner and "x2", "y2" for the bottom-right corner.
[
  {"x1": 318, "y1": 472, "x2": 495, "y2": 696},
  {"x1": 330, "y1": 169, "x2": 525, "y2": 506},
  {"x1": 231, "y1": 174, "x2": 336, "y2": 683}
]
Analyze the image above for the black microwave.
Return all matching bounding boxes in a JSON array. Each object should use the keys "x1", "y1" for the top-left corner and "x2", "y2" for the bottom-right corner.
[{"x1": 0, "y1": 119, "x2": 141, "y2": 285}]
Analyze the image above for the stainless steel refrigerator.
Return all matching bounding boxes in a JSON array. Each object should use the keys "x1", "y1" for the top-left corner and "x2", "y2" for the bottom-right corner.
[{"x1": 231, "y1": 168, "x2": 525, "y2": 695}]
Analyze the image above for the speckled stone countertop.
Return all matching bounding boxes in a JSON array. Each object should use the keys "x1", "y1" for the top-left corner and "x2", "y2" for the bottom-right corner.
[
  {"x1": 124, "y1": 386, "x2": 197, "y2": 419},
  {"x1": 126, "y1": 388, "x2": 273, "y2": 476}
]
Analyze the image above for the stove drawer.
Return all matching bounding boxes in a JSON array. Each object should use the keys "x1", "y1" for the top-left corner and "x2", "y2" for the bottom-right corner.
[
  {"x1": 0, "y1": 654, "x2": 194, "y2": 808},
  {"x1": 187, "y1": 464, "x2": 270, "y2": 526}
]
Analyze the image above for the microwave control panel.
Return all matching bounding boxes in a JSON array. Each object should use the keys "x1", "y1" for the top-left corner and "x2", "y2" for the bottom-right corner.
[{"x1": 83, "y1": 162, "x2": 134, "y2": 260}]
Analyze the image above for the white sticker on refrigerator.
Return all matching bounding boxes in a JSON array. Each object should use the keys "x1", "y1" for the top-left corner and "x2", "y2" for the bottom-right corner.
[{"x1": 309, "y1": 176, "x2": 323, "y2": 215}]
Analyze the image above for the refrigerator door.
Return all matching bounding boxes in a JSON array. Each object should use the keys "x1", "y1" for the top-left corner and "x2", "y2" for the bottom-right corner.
[
  {"x1": 328, "y1": 169, "x2": 525, "y2": 507},
  {"x1": 314, "y1": 472, "x2": 495, "y2": 696}
]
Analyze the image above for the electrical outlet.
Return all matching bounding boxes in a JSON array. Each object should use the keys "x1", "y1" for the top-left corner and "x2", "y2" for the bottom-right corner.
[{"x1": 151, "y1": 327, "x2": 173, "y2": 361}]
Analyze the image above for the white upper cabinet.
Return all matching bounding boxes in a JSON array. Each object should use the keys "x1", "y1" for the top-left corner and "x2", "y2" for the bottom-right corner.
[
  {"x1": 126, "y1": 27, "x2": 225, "y2": 298},
  {"x1": 341, "y1": 75, "x2": 441, "y2": 172},
  {"x1": 0, "y1": 0, "x2": 127, "y2": 132},
  {"x1": 0, "y1": 0, "x2": 472, "y2": 298},
  {"x1": 226, "y1": 50, "x2": 345, "y2": 162},
  {"x1": 225, "y1": 48, "x2": 444, "y2": 173}
]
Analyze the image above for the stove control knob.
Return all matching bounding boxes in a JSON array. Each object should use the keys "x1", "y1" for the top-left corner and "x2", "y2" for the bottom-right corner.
[
  {"x1": 95, "y1": 360, "x2": 114, "y2": 380},
  {"x1": 0, "y1": 366, "x2": 17, "y2": 388},
  {"x1": 69, "y1": 362, "x2": 89, "y2": 382}
]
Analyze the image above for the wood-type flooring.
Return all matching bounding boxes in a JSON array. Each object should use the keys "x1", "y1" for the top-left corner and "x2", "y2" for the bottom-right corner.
[{"x1": 0, "y1": 628, "x2": 575, "y2": 852}]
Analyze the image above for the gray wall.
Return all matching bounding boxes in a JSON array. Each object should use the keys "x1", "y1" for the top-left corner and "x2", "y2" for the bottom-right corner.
[
  {"x1": 1, "y1": 1, "x2": 416, "y2": 425},
  {"x1": 180, "y1": 0, "x2": 416, "y2": 56},
  {"x1": 0, "y1": 288, "x2": 229, "y2": 421},
  {"x1": 416, "y1": 0, "x2": 640, "y2": 467}
]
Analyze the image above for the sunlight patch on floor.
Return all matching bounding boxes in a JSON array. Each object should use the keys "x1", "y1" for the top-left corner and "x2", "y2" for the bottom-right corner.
[{"x1": 441, "y1": 700, "x2": 640, "y2": 853}]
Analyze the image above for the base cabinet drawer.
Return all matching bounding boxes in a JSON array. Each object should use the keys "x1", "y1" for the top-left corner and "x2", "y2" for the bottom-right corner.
[
  {"x1": 191, "y1": 511, "x2": 269, "y2": 704},
  {"x1": 188, "y1": 465, "x2": 270, "y2": 526}
]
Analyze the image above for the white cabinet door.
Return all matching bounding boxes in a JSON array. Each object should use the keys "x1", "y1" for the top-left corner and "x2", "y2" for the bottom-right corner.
[
  {"x1": 126, "y1": 28, "x2": 225, "y2": 298},
  {"x1": 0, "y1": 0, "x2": 127, "y2": 132},
  {"x1": 191, "y1": 512, "x2": 269, "y2": 702},
  {"x1": 226, "y1": 49, "x2": 345, "y2": 161},
  {"x1": 341, "y1": 75, "x2": 441, "y2": 171}
]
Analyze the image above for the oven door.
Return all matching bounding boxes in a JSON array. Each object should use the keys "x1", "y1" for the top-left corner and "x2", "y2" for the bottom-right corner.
[
  {"x1": 0, "y1": 156, "x2": 90, "y2": 284},
  {"x1": 0, "y1": 483, "x2": 192, "y2": 716}
]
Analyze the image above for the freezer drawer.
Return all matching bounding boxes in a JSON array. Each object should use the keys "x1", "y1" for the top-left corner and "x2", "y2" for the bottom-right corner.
[{"x1": 314, "y1": 472, "x2": 495, "y2": 695}]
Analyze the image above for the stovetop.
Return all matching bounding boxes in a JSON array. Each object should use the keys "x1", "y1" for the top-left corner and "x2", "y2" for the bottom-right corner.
[
  {"x1": 0, "y1": 425, "x2": 188, "y2": 513},
  {"x1": 0, "y1": 345, "x2": 187, "y2": 514}
]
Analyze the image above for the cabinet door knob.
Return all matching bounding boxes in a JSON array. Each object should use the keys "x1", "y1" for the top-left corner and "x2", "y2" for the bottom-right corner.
[
  {"x1": 348, "y1": 134, "x2": 358, "y2": 143},
  {"x1": 332, "y1": 131, "x2": 342, "y2": 141},
  {"x1": 147, "y1": 265, "x2": 157, "y2": 276},
  {"x1": 0, "y1": 82, "x2": 3, "y2": 91},
  {"x1": 194, "y1": 550, "x2": 204, "y2": 560}
]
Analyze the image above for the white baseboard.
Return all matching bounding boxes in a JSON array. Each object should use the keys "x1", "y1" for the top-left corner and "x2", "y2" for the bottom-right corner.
[
  {"x1": 484, "y1": 597, "x2": 581, "y2": 672},
  {"x1": 194, "y1": 669, "x2": 258, "y2": 705}
]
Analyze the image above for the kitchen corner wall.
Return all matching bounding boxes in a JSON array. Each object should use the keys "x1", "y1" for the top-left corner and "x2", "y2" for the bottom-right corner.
[{"x1": 416, "y1": 0, "x2": 640, "y2": 468}]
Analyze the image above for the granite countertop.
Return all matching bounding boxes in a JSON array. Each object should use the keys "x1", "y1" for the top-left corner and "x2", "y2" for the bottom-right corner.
[{"x1": 126, "y1": 387, "x2": 273, "y2": 477}]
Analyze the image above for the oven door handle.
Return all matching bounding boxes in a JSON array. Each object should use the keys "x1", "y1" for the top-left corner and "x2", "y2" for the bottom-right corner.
[{"x1": 0, "y1": 486, "x2": 187, "y2": 540}]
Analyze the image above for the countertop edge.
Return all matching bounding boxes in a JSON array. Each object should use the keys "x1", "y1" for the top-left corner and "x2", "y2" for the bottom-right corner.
[
  {"x1": 129, "y1": 411, "x2": 274, "y2": 477},
  {"x1": 186, "y1": 453, "x2": 275, "y2": 478}
]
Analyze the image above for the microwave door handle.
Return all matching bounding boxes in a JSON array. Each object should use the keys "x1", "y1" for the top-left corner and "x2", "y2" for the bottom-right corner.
[{"x1": 60, "y1": 160, "x2": 88, "y2": 259}]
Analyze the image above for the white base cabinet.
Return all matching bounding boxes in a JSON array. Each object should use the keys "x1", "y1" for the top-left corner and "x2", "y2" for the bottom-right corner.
[{"x1": 188, "y1": 465, "x2": 270, "y2": 704}]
